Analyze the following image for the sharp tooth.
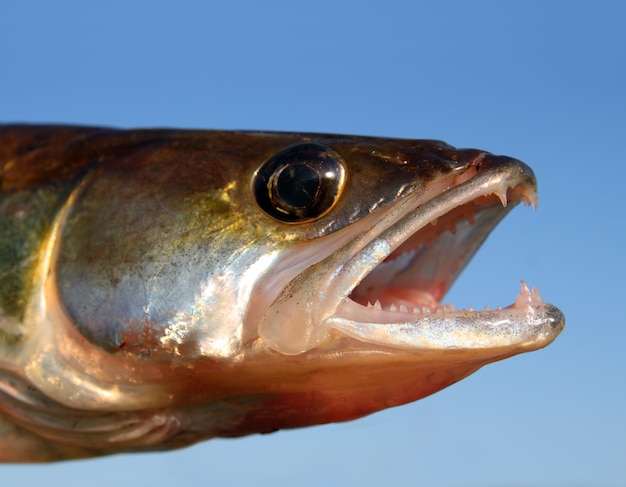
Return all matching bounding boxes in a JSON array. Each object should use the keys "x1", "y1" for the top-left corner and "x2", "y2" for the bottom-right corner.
[
  {"x1": 531, "y1": 286, "x2": 544, "y2": 304},
  {"x1": 467, "y1": 212, "x2": 475, "y2": 225},
  {"x1": 515, "y1": 280, "x2": 533, "y2": 307},
  {"x1": 413, "y1": 306, "x2": 422, "y2": 314},
  {"x1": 484, "y1": 305, "x2": 490, "y2": 310},
  {"x1": 423, "y1": 305, "x2": 432, "y2": 313},
  {"x1": 399, "y1": 304, "x2": 409, "y2": 313},
  {"x1": 495, "y1": 189, "x2": 508, "y2": 207},
  {"x1": 522, "y1": 190, "x2": 539, "y2": 209},
  {"x1": 430, "y1": 218, "x2": 438, "y2": 226},
  {"x1": 389, "y1": 303, "x2": 398, "y2": 312},
  {"x1": 374, "y1": 300, "x2": 382, "y2": 310},
  {"x1": 467, "y1": 306, "x2": 474, "y2": 312}
]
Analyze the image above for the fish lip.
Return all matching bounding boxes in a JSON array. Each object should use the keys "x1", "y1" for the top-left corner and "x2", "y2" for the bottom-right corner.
[{"x1": 258, "y1": 153, "x2": 565, "y2": 355}]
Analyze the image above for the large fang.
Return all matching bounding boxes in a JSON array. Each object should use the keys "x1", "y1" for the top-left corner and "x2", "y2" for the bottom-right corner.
[{"x1": 495, "y1": 189, "x2": 508, "y2": 207}]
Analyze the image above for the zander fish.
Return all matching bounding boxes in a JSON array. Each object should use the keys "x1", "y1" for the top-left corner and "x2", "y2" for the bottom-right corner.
[{"x1": 0, "y1": 125, "x2": 564, "y2": 462}]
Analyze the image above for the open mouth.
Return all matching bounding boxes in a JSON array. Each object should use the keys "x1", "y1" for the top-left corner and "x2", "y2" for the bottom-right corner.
[
  {"x1": 257, "y1": 154, "x2": 564, "y2": 355},
  {"x1": 347, "y1": 186, "x2": 537, "y2": 315}
]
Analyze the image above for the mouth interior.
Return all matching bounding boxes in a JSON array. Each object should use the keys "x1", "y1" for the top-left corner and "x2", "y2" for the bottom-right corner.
[{"x1": 348, "y1": 192, "x2": 520, "y2": 316}]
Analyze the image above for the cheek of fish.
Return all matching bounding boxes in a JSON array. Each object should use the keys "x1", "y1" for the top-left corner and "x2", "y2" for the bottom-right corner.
[{"x1": 0, "y1": 126, "x2": 564, "y2": 462}]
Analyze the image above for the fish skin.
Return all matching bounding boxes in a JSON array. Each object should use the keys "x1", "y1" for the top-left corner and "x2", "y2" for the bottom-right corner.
[{"x1": 0, "y1": 125, "x2": 564, "y2": 461}]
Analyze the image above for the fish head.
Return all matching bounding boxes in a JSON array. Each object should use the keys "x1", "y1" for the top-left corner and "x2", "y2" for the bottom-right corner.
[
  {"x1": 1, "y1": 128, "x2": 564, "y2": 458},
  {"x1": 227, "y1": 134, "x2": 564, "y2": 434}
]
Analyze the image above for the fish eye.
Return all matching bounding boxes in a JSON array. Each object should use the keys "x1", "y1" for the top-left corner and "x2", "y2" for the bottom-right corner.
[{"x1": 253, "y1": 143, "x2": 346, "y2": 223}]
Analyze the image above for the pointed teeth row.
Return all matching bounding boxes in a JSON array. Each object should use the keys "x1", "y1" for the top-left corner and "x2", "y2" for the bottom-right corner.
[
  {"x1": 365, "y1": 301, "x2": 464, "y2": 315},
  {"x1": 515, "y1": 280, "x2": 545, "y2": 307},
  {"x1": 367, "y1": 300, "x2": 383, "y2": 311},
  {"x1": 422, "y1": 186, "x2": 538, "y2": 243},
  {"x1": 483, "y1": 305, "x2": 503, "y2": 311},
  {"x1": 363, "y1": 300, "x2": 512, "y2": 315},
  {"x1": 521, "y1": 190, "x2": 539, "y2": 209},
  {"x1": 494, "y1": 186, "x2": 539, "y2": 209},
  {"x1": 364, "y1": 281, "x2": 545, "y2": 316}
]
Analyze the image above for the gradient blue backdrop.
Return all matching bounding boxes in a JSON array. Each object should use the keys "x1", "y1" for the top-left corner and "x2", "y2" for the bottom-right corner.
[{"x1": 1, "y1": 1, "x2": 624, "y2": 485}]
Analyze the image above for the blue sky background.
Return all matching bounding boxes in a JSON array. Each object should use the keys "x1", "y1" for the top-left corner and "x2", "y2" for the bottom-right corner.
[{"x1": 1, "y1": 1, "x2": 624, "y2": 485}]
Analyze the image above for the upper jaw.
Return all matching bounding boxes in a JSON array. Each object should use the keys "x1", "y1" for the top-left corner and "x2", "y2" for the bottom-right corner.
[{"x1": 257, "y1": 154, "x2": 564, "y2": 356}]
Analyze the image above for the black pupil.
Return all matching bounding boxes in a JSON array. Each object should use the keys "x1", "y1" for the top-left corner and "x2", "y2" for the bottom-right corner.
[
  {"x1": 276, "y1": 164, "x2": 321, "y2": 209},
  {"x1": 253, "y1": 142, "x2": 345, "y2": 223}
]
